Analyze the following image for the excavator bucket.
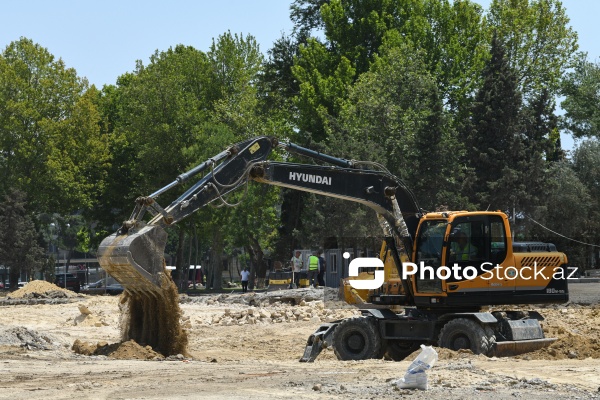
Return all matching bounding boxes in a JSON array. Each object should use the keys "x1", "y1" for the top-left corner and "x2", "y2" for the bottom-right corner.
[
  {"x1": 493, "y1": 338, "x2": 557, "y2": 357},
  {"x1": 97, "y1": 224, "x2": 169, "y2": 295},
  {"x1": 491, "y1": 316, "x2": 556, "y2": 357}
]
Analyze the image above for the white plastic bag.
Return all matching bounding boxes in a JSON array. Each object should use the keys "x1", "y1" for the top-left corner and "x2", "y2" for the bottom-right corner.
[{"x1": 395, "y1": 344, "x2": 438, "y2": 390}]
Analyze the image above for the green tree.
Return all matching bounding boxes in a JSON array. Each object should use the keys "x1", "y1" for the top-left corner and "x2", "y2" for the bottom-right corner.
[
  {"x1": 0, "y1": 38, "x2": 109, "y2": 213},
  {"x1": 103, "y1": 45, "x2": 218, "y2": 282},
  {"x1": 531, "y1": 161, "x2": 592, "y2": 268},
  {"x1": 0, "y1": 189, "x2": 45, "y2": 289},
  {"x1": 561, "y1": 56, "x2": 600, "y2": 139},
  {"x1": 106, "y1": 33, "x2": 275, "y2": 288},
  {"x1": 116, "y1": 45, "x2": 213, "y2": 198},
  {"x1": 463, "y1": 34, "x2": 525, "y2": 212},
  {"x1": 292, "y1": 37, "x2": 356, "y2": 142},
  {"x1": 290, "y1": 0, "x2": 329, "y2": 39},
  {"x1": 258, "y1": 34, "x2": 299, "y2": 140},
  {"x1": 334, "y1": 42, "x2": 464, "y2": 210},
  {"x1": 208, "y1": 31, "x2": 264, "y2": 136},
  {"x1": 290, "y1": 0, "x2": 489, "y2": 140},
  {"x1": 517, "y1": 88, "x2": 559, "y2": 219},
  {"x1": 486, "y1": 0, "x2": 579, "y2": 98},
  {"x1": 203, "y1": 32, "x2": 273, "y2": 288},
  {"x1": 571, "y1": 139, "x2": 600, "y2": 260}
]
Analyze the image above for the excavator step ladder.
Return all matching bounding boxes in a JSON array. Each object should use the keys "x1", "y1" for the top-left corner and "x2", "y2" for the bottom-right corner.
[{"x1": 300, "y1": 322, "x2": 338, "y2": 362}]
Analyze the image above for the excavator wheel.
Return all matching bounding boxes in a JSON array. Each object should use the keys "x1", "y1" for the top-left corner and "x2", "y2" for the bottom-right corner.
[
  {"x1": 332, "y1": 317, "x2": 382, "y2": 361},
  {"x1": 383, "y1": 340, "x2": 421, "y2": 361},
  {"x1": 484, "y1": 325, "x2": 497, "y2": 352},
  {"x1": 438, "y1": 318, "x2": 495, "y2": 355}
]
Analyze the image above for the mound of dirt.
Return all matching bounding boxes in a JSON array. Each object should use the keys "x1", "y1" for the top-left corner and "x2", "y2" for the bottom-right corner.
[
  {"x1": 517, "y1": 329, "x2": 600, "y2": 360},
  {"x1": 7, "y1": 280, "x2": 80, "y2": 299},
  {"x1": 72, "y1": 339, "x2": 164, "y2": 360}
]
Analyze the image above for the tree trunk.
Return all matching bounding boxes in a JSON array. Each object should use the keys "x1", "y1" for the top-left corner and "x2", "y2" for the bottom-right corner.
[
  {"x1": 210, "y1": 230, "x2": 223, "y2": 290},
  {"x1": 245, "y1": 235, "x2": 268, "y2": 289},
  {"x1": 66, "y1": 248, "x2": 73, "y2": 273},
  {"x1": 8, "y1": 267, "x2": 19, "y2": 292},
  {"x1": 176, "y1": 228, "x2": 185, "y2": 290}
]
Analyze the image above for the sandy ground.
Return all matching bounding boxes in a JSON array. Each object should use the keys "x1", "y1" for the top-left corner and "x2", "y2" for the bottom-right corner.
[{"x1": 0, "y1": 282, "x2": 599, "y2": 399}]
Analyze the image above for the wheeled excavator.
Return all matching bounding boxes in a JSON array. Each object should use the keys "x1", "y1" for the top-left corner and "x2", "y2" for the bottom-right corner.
[{"x1": 98, "y1": 136, "x2": 569, "y2": 362}]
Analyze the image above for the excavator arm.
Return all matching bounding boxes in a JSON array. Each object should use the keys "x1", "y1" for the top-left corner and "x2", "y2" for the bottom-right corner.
[
  {"x1": 249, "y1": 161, "x2": 420, "y2": 242},
  {"x1": 98, "y1": 136, "x2": 421, "y2": 296}
]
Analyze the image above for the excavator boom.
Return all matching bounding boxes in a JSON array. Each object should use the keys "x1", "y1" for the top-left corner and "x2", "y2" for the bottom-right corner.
[{"x1": 98, "y1": 136, "x2": 420, "y2": 295}]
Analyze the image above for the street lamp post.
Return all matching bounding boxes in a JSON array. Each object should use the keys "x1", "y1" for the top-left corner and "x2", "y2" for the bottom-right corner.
[
  {"x1": 63, "y1": 223, "x2": 70, "y2": 288},
  {"x1": 50, "y1": 222, "x2": 59, "y2": 281}
]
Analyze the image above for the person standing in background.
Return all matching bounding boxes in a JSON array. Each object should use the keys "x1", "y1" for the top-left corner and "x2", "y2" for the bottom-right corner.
[
  {"x1": 317, "y1": 249, "x2": 326, "y2": 287},
  {"x1": 290, "y1": 250, "x2": 303, "y2": 289},
  {"x1": 240, "y1": 267, "x2": 250, "y2": 293},
  {"x1": 307, "y1": 250, "x2": 320, "y2": 288}
]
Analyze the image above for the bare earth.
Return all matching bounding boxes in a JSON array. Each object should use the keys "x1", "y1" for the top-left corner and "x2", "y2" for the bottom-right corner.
[{"x1": 0, "y1": 281, "x2": 599, "y2": 399}]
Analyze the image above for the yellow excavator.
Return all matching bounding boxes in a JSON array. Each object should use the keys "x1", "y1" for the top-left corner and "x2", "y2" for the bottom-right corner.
[{"x1": 98, "y1": 136, "x2": 569, "y2": 361}]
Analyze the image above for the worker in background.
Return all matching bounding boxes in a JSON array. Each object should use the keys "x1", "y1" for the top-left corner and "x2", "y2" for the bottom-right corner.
[
  {"x1": 317, "y1": 249, "x2": 326, "y2": 287},
  {"x1": 290, "y1": 250, "x2": 303, "y2": 289},
  {"x1": 240, "y1": 267, "x2": 250, "y2": 293},
  {"x1": 308, "y1": 250, "x2": 320, "y2": 288}
]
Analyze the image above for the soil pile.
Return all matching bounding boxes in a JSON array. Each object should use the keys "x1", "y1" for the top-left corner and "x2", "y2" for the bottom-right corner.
[
  {"x1": 517, "y1": 329, "x2": 600, "y2": 360},
  {"x1": 513, "y1": 305, "x2": 600, "y2": 360},
  {"x1": 72, "y1": 339, "x2": 164, "y2": 360},
  {"x1": 120, "y1": 276, "x2": 188, "y2": 357},
  {"x1": 7, "y1": 280, "x2": 80, "y2": 299}
]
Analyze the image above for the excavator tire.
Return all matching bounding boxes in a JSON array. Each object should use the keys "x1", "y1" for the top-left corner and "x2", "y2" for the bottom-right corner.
[
  {"x1": 332, "y1": 317, "x2": 382, "y2": 361},
  {"x1": 484, "y1": 325, "x2": 497, "y2": 352},
  {"x1": 438, "y1": 318, "x2": 495, "y2": 355},
  {"x1": 383, "y1": 340, "x2": 421, "y2": 361}
]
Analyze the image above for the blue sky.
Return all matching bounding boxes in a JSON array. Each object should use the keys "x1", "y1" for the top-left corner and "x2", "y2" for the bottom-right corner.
[
  {"x1": 2, "y1": 0, "x2": 598, "y2": 150},
  {"x1": 1, "y1": 1, "x2": 295, "y2": 87}
]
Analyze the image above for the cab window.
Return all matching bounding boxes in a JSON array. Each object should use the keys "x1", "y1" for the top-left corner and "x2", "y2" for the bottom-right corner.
[
  {"x1": 415, "y1": 220, "x2": 446, "y2": 267},
  {"x1": 447, "y1": 215, "x2": 507, "y2": 265}
]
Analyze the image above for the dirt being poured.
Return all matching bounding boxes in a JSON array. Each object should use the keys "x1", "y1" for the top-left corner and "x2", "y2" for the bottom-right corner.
[{"x1": 119, "y1": 276, "x2": 188, "y2": 357}]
